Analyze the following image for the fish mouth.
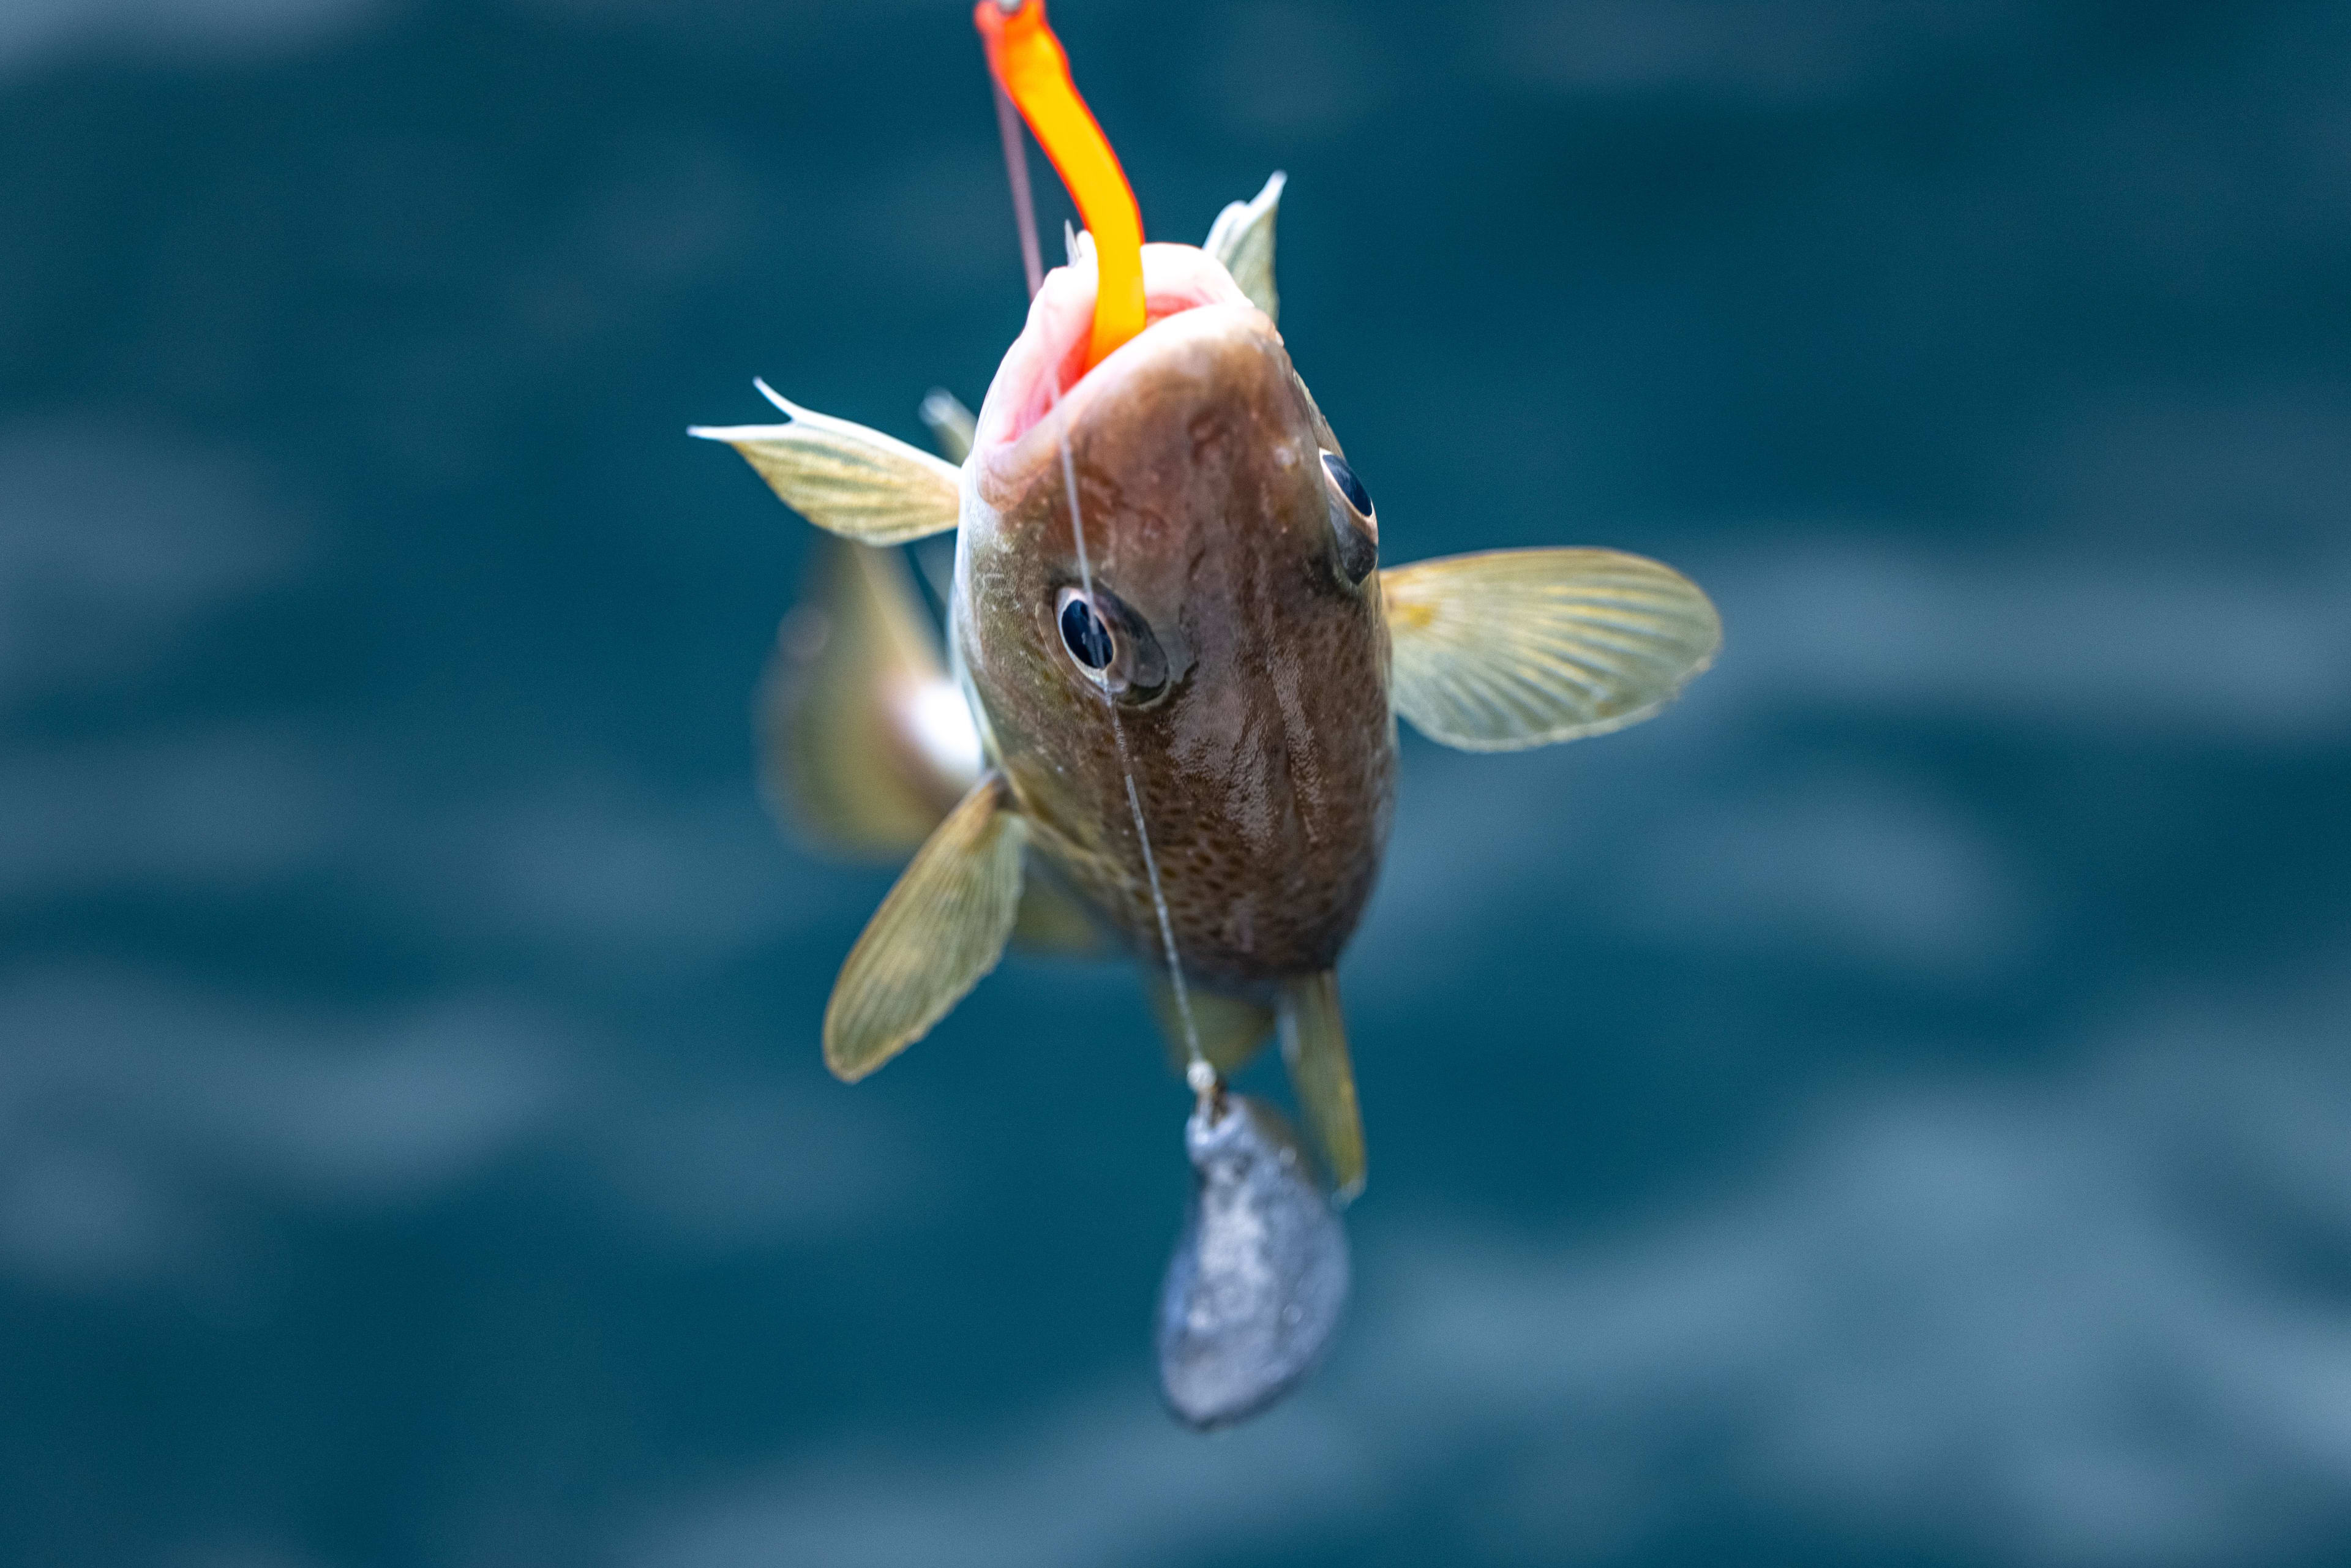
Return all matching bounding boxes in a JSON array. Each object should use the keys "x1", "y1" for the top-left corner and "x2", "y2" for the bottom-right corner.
[{"x1": 969, "y1": 242, "x2": 1268, "y2": 463}]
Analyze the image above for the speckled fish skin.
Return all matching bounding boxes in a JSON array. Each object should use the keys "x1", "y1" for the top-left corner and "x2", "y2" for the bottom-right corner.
[
  {"x1": 1157, "y1": 1093, "x2": 1349, "y2": 1430},
  {"x1": 955, "y1": 300, "x2": 1395, "y2": 1000},
  {"x1": 695, "y1": 186, "x2": 1717, "y2": 1197}
]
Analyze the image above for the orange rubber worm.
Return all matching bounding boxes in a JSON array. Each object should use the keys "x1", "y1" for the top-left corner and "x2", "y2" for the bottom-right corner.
[{"x1": 973, "y1": 0, "x2": 1146, "y2": 369}]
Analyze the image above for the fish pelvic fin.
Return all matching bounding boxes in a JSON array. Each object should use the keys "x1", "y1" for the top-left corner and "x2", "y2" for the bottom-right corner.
[
  {"x1": 1146, "y1": 977, "x2": 1276, "y2": 1078},
  {"x1": 1382, "y1": 547, "x2": 1721, "y2": 751},
  {"x1": 1277, "y1": 971, "x2": 1365, "y2": 1205},
  {"x1": 759, "y1": 536, "x2": 981, "y2": 859},
  {"x1": 823, "y1": 774, "x2": 1027, "y2": 1082},
  {"x1": 691, "y1": 382, "x2": 961, "y2": 544},
  {"x1": 1204, "y1": 171, "x2": 1284, "y2": 324},
  {"x1": 1010, "y1": 857, "x2": 1112, "y2": 957}
]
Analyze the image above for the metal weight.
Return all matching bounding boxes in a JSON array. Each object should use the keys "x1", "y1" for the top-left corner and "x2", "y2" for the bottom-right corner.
[{"x1": 1155, "y1": 1093, "x2": 1350, "y2": 1429}]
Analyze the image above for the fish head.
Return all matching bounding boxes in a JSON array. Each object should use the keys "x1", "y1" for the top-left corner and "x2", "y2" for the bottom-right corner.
[{"x1": 956, "y1": 242, "x2": 1394, "y2": 988}]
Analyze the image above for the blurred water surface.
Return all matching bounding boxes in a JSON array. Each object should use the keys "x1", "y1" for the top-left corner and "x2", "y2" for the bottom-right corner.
[{"x1": 4, "y1": 2, "x2": 2349, "y2": 1565}]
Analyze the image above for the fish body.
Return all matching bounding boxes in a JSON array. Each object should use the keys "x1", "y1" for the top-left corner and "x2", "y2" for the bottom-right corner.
[
  {"x1": 693, "y1": 176, "x2": 1722, "y2": 1201},
  {"x1": 958, "y1": 246, "x2": 1392, "y2": 998}
]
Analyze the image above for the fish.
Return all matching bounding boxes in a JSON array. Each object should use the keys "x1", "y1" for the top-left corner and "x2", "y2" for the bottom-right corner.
[{"x1": 691, "y1": 176, "x2": 1721, "y2": 1204}]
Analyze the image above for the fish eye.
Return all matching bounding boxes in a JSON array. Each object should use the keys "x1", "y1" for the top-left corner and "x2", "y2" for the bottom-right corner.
[
  {"x1": 1321, "y1": 451, "x2": 1373, "y2": 520},
  {"x1": 1059, "y1": 590, "x2": 1116, "y2": 670},
  {"x1": 1054, "y1": 583, "x2": 1170, "y2": 700},
  {"x1": 1319, "y1": 450, "x2": 1378, "y2": 585}
]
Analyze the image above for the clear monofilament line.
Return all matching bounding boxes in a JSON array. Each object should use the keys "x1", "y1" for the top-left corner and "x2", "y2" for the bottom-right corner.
[
  {"x1": 990, "y1": 53, "x2": 1208, "y2": 1086},
  {"x1": 1049, "y1": 383, "x2": 1209, "y2": 1083},
  {"x1": 991, "y1": 80, "x2": 1044, "y2": 299},
  {"x1": 1122, "y1": 766, "x2": 1208, "y2": 1084}
]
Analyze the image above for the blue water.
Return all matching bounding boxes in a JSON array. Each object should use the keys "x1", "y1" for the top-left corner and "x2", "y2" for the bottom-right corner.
[{"x1": 5, "y1": 3, "x2": 2349, "y2": 1565}]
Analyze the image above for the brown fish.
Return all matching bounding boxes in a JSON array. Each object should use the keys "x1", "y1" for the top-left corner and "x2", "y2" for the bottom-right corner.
[{"x1": 694, "y1": 178, "x2": 1720, "y2": 1199}]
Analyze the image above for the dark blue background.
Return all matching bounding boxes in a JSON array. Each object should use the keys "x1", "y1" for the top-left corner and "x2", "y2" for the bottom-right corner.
[{"x1": 5, "y1": 2, "x2": 2349, "y2": 1564}]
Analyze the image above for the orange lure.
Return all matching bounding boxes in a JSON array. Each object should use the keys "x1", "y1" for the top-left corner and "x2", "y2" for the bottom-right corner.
[{"x1": 973, "y1": 0, "x2": 1146, "y2": 368}]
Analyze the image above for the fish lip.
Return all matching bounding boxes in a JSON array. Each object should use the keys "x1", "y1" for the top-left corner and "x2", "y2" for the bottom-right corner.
[
  {"x1": 968, "y1": 242, "x2": 1270, "y2": 480},
  {"x1": 969, "y1": 302, "x2": 1288, "y2": 521}
]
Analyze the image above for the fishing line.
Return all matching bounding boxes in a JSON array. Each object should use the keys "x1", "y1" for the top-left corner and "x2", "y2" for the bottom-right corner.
[
  {"x1": 980, "y1": 2, "x2": 1212, "y2": 1091},
  {"x1": 1046, "y1": 248, "x2": 1211, "y2": 1093},
  {"x1": 990, "y1": 79, "x2": 1044, "y2": 299}
]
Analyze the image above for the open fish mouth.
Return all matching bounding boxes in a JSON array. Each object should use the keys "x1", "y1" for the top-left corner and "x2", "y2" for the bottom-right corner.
[{"x1": 969, "y1": 241, "x2": 1267, "y2": 462}]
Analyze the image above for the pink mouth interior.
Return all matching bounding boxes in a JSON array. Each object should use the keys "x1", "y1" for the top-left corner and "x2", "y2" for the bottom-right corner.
[{"x1": 973, "y1": 242, "x2": 1257, "y2": 454}]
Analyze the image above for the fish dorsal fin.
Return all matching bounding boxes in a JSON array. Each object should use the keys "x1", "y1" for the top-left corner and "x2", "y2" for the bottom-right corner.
[
  {"x1": 1205, "y1": 171, "x2": 1284, "y2": 323},
  {"x1": 918, "y1": 388, "x2": 977, "y2": 465},
  {"x1": 824, "y1": 774, "x2": 1027, "y2": 1081},
  {"x1": 759, "y1": 536, "x2": 980, "y2": 859},
  {"x1": 1381, "y1": 547, "x2": 1721, "y2": 751},
  {"x1": 691, "y1": 381, "x2": 962, "y2": 544},
  {"x1": 1278, "y1": 971, "x2": 1364, "y2": 1204}
]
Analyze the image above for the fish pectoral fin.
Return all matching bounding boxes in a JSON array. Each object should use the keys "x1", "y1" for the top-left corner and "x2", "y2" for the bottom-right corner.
[
  {"x1": 691, "y1": 381, "x2": 962, "y2": 544},
  {"x1": 823, "y1": 775, "x2": 1027, "y2": 1082},
  {"x1": 1277, "y1": 971, "x2": 1365, "y2": 1204},
  {"x1": 918, "y1": 388, "x2": 978, "y2": 465},
  {"x1": 1146, "y1": 978, "x2": 1276, "y2": 1078},
  {"x1": 1204, "y1": 171, "x2": 1284, "y2": 324},
  {"x1": 1382, "y1": 548, "x2": 1722, "y2": 751},
  {"x1": 760, "y1": 537, "x2": 980, "y2": 859}
]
